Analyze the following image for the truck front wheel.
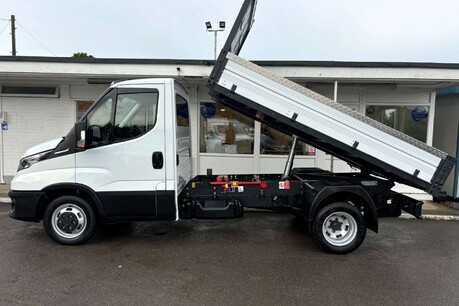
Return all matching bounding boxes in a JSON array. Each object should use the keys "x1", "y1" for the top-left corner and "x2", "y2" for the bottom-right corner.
[
  {"x1": 312, "y1": 202, "x2": 366, "y2": 254},
  {"x1": 43, "y1": 196, "x2": 97, "y2": 245}
]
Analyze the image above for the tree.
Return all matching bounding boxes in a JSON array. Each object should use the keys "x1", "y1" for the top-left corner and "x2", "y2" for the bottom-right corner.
[{"x1": 72, "y1": 52, "x2": 94, "y2": 58}]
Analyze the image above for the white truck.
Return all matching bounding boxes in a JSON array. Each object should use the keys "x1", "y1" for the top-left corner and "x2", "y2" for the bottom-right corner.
[{"x1": 9, "y1": 0, "x2": 455, "y2": 254}]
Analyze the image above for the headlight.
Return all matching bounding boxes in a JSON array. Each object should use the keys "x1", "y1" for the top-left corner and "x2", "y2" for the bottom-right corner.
[{"x1": 18, "y1": 150, "x2": 53, "y2": 171}]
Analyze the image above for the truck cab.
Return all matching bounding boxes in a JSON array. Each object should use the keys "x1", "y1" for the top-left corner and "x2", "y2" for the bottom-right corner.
[{"x1": 9, "y1": 78, "x2": 191, "y2": 244}]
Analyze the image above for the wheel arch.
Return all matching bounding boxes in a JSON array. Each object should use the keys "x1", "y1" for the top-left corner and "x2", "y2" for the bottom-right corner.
[
  {"x1": 38, "y1": 183, "x2": 105, "y2": 221},
  {"x1": 308, "y1": 186, "x2": 378, "y2": 233}
]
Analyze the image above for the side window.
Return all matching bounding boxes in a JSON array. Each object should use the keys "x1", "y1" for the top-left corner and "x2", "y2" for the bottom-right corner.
[
  {"x1": 176, "y1": 94, "x2": 189, "y2": 127},
  {"x1": 113, "y1": 92, "x2": 158, "y2": 142},
  {"x1": 87, "y1": 94, "x2": 114, "y2": 147}
]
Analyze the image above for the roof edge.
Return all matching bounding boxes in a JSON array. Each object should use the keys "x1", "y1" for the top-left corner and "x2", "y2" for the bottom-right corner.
[
  {"x1": 1, "y1": 55, "x2": 459, "y2": 69},
  {"x1": 0, "y1": 56, "x2": 215, "y2": 66}
]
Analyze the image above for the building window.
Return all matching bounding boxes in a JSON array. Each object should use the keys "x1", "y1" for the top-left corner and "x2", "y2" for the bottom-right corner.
[
  {"x1": 365, "y1": 105, "x2": 429, "y2": 142},
  {"x1": 76, "y1": 101, "x2": 94, "y2": 121},
  {"x1": 260, "y1": 124, "x2": 316, "y2": 156},
  {"x1": 200, "y1": 101, "x2": 254, "y2": 154},
  {"x1": 1, "y1": 85, "x2": 59, "y2": 97}
]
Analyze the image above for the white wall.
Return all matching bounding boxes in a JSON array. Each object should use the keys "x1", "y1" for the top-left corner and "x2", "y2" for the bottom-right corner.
[
  {"x1": 0, "y1": 84, "x2": 75, "y2": 180},
  {"x1": 0, "y1": 83, "x2": 108, "y2": 182}
]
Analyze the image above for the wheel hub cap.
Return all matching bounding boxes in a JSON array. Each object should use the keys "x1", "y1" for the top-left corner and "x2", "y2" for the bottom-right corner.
[
  {"x1": 322, "y1": 211, "x2": 358, "y2": 247},
  {"x1": 51, "y1": 204, "x2": 87, "y2": 239},
  {"x1": 329, "y1": 218, "x2": 343, "y2": 232},
  {"x1": 57, "y1": 212, "x2": 79, "y2": 232}
]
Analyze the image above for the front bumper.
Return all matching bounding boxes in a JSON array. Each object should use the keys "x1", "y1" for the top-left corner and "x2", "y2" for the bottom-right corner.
[{"x1": 9, "y1": 190, "x2": 44, "y2": 222}]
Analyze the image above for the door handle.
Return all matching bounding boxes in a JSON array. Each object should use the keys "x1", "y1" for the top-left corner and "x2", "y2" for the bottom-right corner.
[{"x1": 152, "y1": 152, "x2": 163, "y2": 169}]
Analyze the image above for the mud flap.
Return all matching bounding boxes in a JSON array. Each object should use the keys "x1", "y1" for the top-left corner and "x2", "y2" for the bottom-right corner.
[{"x1": 392, "y1": 193, "x2": 423, "y2": 219}]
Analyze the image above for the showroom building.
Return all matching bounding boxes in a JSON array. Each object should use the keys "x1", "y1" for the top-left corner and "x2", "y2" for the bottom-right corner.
[{"x1": 0, "y1": 56, "x2": 458, "y2": 199}]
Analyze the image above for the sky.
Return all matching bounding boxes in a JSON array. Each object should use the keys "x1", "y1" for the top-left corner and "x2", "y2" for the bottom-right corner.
[{"x1": 1, "y1": 0, "x2": 459, "y2": 63}]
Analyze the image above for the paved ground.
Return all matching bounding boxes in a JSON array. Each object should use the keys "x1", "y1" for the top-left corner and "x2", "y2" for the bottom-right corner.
[
  {"x1": 422, "y1": 201, "x2": 459, "y2": 216},
  {"x1": 0, "y1": 204, "x2": 458, "y2": 305}
]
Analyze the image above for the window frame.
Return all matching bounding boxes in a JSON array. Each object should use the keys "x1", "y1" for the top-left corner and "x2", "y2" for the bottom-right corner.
[
  {"x1": 365, "y1": 103, "x2": 431, "y2": 143},
  {"x1": 85, "y1": 89, "x2": 116, "y2": 148},
  {"x1": 176, "y1": 94, "x2": 190, "y2": 128},
  {"x1": 83, "y1": 88, "x2": 159, "y2": 149},
  {"x1": 259, "y1": 123, "x2": 316, "y2": 156},
  {"x1": 0, "y1": 84, "x2": 59, "y2": 98},
  {"x1": 199, "y1": 100, "x2": 255, "y2": 155}
]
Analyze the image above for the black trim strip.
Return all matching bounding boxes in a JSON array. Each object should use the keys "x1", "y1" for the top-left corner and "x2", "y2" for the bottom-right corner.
[{"x1": 98, "y1": 190, "x2": 176, "y2": 221}]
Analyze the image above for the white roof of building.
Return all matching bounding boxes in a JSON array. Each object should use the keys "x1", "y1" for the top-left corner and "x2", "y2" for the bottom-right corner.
[{"x1": 1, "y1": 56, "x2": 459, "y2": 89}]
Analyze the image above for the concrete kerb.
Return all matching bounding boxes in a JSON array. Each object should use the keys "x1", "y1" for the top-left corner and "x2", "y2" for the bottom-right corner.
[
  {"x1": 0, "y1": 197, "x2": 11, "y2": 204},
  {"x1": 399, "y1": 213, "x2": 459, "y2": 221}
]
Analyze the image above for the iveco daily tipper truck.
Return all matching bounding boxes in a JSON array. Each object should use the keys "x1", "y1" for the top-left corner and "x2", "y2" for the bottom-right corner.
[{"x1": 9, "y1": 0, "x2": 455, "y2": 254}]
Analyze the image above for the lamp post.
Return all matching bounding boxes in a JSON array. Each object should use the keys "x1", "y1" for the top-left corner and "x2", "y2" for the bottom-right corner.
[{"x1": 205, "y1": 21, "x2": 225, "y2": 60}]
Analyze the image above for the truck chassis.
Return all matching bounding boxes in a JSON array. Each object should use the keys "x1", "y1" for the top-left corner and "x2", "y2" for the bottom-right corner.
[{"x1": 178, "y1": 165, "x2": 421, "y2": 253}]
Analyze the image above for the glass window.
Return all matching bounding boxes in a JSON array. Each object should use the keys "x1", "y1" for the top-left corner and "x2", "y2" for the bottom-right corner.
[
  {"x1": 113, "y1": 92, "x2": 158, "y2": 142},
  {"x1": 176, "y1": 95, "x2": 189, "y2": 127},
  {"x1": 200, "y1": 102, "x2": 254, "y2": 154},
  {"x1": 365, "y1": 105, "x2": 429, "y2": 142},
  {"x1": 260, "y1": 124, "x2": 316, "y2": 156},
  {"x1": 76, "y1": 100, "x2": 94, "y2": 121},
  {"x1": 87, "y1": 94, "x2": 113, "y2": 147}
]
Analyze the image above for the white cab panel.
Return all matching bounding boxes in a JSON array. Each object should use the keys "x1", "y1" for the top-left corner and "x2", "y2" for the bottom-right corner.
[
  {"x1": 75, "y1": 83, "x2": 166, "y2": 193},
  {"x1": 11, "y1": 154, "x2": 75, "y2": 191}
]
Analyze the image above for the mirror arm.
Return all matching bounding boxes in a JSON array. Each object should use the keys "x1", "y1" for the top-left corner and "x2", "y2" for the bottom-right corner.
[{"x1": 75, "y1": 121, "x2": 87, "y2": 151}]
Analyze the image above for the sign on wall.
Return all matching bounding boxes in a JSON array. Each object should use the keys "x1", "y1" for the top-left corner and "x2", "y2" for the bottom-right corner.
[
  {"x1": 200, "y1": 103, "x2": 216, "y2": 118},
  {"x1": 411, "y1": 106, "x2": 429, "y2": 122}
]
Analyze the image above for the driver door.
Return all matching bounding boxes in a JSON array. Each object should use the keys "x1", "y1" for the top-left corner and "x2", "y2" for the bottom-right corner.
[{"x1": 75, "y1": 85, "x2": 172, "y2": 219}]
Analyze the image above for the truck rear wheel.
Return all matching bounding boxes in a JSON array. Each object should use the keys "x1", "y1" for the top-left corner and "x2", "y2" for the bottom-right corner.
[
  {"x1": 43, "y1": 196, "x2": 97, "y2": 245},
  {"x1": 312, "y1": 202, "x2": 366, "y2": 254}
]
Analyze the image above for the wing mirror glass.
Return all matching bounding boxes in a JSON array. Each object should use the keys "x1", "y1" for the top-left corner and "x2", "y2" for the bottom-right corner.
[{"x1": 89, "y1": 125, "x2": 102, "y2": 146}]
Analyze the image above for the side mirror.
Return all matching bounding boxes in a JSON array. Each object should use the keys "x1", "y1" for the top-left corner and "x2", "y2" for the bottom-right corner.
[
  {"x1": 89, "y1": 125, "x2": 102, "y2": 146},
  {"x1": 75, "y1": 121, "x2": 86, "y2": 151}
]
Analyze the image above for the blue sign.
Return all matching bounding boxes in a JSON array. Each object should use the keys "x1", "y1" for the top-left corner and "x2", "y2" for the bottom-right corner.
[
  {"x1": 411, "y1": 106, "x2": 429, "y2": 122},
  {"x1": 1, "y1": 122, "x2": 7, "y2": 131},
  {"x1": 200, "y1": 103, "x2": 216, "y2": 118}
]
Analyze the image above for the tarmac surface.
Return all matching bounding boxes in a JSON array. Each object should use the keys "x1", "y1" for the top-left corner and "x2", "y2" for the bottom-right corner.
[{"x1": 0, "y1": 204, "x2": 458, "y2": 305}]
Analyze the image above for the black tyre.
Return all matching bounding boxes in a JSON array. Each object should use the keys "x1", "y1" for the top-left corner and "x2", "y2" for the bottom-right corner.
[
  {"x1": 43, "y1": 196, "x2": 97, "y2": 245},
  {"x1": 312, "y1": 202, "x2": 366, "y2": 254}
]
